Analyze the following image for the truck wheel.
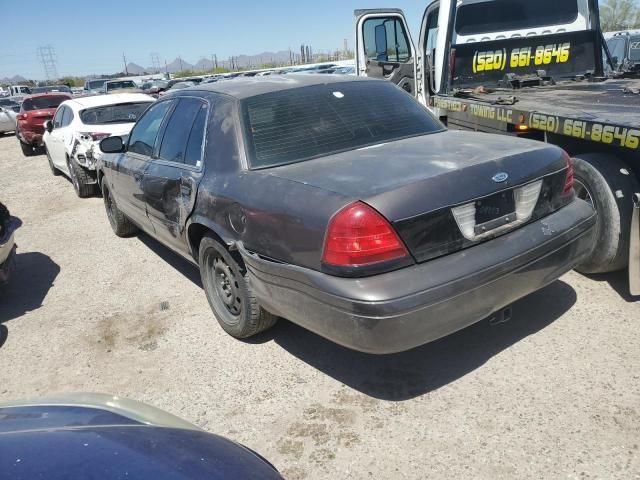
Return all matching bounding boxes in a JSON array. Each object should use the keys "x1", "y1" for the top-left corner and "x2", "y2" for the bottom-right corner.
[
  {"x1": 45, "y1": 147, "x2": 60, "y2": 176},
  {"x1": 19, "y1": 141, "x2": 34, "y2": 157},
  {"x1": 199, "y1": 235, "x2": 277, "y2": 339},
  {"x1": 102, "y1": 182, "x2": 138, "y2": 237},
  {"x1": 572, "y1": 154, "x2": 640, "y2": 274},
  {"x1": 67, "y1": 156, "x2": 98, "y2": 198}
]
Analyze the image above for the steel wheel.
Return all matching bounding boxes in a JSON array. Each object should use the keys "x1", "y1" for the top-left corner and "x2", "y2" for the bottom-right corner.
[{"x1": 209, "y1": 253, "x2": 243, "y2": 321}]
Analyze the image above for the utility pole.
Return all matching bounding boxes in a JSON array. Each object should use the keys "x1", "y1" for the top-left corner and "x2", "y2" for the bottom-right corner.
[
  {"x1": 122, "y1": 52, "x2": 129, "y2": 75},
  {"x1": 165, "y1": 59, "x2": 169, "y2": 76},
  {"x1": 150, "y1": 52, "x2": 161, "y2": 73},
  {"x1": 178, "y1": 56, "x2": 183, "y2": 72}
]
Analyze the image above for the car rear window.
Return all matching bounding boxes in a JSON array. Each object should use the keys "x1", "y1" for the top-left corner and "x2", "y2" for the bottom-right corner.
[
  {"x1": 630, "y1": 37, "x2": 640, "y2": 61},
  {"x1": 455, "y1": 0, "x2": 579, "y2": 36},
  {"x1": 80, "y1": 102, "x2": 152, "y2": 125},
  {"x1": 241, "y1": 81, "x2": 443, "y2": 168},
  {"x1": 21, "y1": 96, "x2": 69, "y2": 111},
  {"x1": 107, "y1": 81, "x2": 137, "y2": 90}
]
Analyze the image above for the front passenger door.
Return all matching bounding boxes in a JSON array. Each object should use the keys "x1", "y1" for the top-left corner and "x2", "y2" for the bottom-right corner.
[
  {"x1": 143, "y1": 97, "x2": 208, "y2": 255},
  {"x1": 113, "y1": 99, "x2": 174, "y2": 232},
  {"x1": 355, "y1": 9, "x2": 417, "y2": 95}
]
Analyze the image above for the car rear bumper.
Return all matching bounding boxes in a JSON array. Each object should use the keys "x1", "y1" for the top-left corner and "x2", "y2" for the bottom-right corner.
[
  {"x1": 20, "y1": 130, "x2": 43, "y2": 145},
  {"x1": 241, "y1": 200, "x2": 596, "y2": 354}
]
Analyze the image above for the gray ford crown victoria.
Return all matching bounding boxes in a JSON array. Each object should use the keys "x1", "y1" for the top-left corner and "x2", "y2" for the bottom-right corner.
[{"x1": 97, "y1": 75, "x2": 596, "y2": 353}]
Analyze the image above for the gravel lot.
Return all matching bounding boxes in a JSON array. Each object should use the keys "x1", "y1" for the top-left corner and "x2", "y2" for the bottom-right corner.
[{"x1": 0, "y1": 132, "x2": 639, "y2": 479}]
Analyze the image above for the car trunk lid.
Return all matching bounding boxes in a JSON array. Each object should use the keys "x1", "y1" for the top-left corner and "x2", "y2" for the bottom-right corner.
[{"x1": 267, "y1": 130, "x2": 570, "y2": 262}]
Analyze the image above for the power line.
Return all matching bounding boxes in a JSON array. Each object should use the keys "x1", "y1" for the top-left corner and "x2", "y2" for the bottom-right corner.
[{"x1": 37, "y1": 45, "x2": 58, "y2": 81}]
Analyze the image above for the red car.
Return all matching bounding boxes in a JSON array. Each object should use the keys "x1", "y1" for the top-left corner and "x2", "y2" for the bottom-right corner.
[{"x1": 17, "y1": 93, "x2": 71, "y2": 156}]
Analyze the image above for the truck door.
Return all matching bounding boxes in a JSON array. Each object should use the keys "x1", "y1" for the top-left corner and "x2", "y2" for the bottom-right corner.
[{"x1": 354, "y1": 9, "x2": 417, "y2": 96}]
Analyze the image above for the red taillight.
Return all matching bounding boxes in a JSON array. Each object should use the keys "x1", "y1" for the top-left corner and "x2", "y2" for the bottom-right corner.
[
  {"x1": 322, "y1": 202, "x2": 409, "y2": 267},
  {"x1": 563, "y1": 152, "x2": 574, "y2": 195},
  {"x1": 17, "y1": 113, "x2": 28, "y2": 121}
]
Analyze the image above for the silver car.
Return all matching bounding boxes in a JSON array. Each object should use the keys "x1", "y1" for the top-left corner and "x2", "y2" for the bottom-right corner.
[{"x1": 0, "y1": 103, "x2": 17, "y2": 134}]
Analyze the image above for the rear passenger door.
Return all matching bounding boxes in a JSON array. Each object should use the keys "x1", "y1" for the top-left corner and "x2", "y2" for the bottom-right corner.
[
  {"x1": 354, "y1": 9, "x2": 417, "y2": 96},
  {"x1": 142, "y1": 96, "x2": 208, "y2": 255}
]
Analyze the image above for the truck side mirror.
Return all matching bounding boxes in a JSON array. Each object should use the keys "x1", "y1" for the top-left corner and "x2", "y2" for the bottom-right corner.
[
  {"x1": 375, "y1": 24, "x2": 388, "y2": 61},
  {"x1": 44, "y1": 120, "x2": 53, "y2": 133}
]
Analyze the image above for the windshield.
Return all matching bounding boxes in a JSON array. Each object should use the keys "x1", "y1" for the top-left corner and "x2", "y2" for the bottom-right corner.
[
  {"x1": 21, "y1": 95, "x2": 69, "y2": 111},
  {"x1": 31, "y1": 85, "x2": 71, "y2": 94},
  {"x1": 0, "y1": 99, "x2": 17, "y2": 106},
  {"x1": 631, "y1": 37, "x2": 640, "y2": 61},
  {"x1": 455, "y1": 0, "x2": 579, "y2": 36},
  {"x1": 107, "y1": 81, "x2": 137, "y2": 90},
  {"x1": 88, "y1": 79, "x2": 107, "y2": 90},
  {"x1": 242, "y1": 81, "x2": 443, "y2": 168},
  {"x1": 80, "y1": 101, "x2": 152, "y2": 125}
]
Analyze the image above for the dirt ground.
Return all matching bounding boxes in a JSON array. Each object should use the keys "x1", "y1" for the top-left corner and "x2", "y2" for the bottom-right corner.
[{"x1": 0, "y1": 133, "x2": 639, "y2": 479}]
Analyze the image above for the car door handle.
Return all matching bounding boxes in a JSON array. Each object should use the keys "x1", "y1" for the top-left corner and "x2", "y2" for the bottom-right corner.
[{"x1": 134, "y1": 173, "x2": 143, "y2": 184}]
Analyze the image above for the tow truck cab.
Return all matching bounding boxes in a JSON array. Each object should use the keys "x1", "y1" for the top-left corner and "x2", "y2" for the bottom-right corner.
[{"x1": 354, "y1": 0, "x2": 640, "y2": 295}]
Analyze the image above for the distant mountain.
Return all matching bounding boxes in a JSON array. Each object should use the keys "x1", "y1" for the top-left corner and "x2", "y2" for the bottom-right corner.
[
  {"x1": 164, "y1": 57, "x2": 195, "y2": 73},
  {"x1": 0, "y1": 74, "x2": 28, "y2": 84},
  {"x1": 125, "y1": 62, "x2": 147, "y2": 75},
  {"x1": 194, "y1": 58, "x2": 214, "y2": 72}
]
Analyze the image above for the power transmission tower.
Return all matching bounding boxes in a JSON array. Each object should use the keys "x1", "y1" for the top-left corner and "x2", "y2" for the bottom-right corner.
[
  {"x1": 122, "y1": 52, "x2": 129, "y2": 75},
  {"x1": 37, "y1": 45, "x2": 58, "y2": 81},
  {"x1": 150, "y1": 52, "x2": 161, "y2": 73}
]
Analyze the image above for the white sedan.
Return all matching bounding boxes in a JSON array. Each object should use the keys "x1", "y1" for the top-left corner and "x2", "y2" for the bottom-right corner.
[{"x1": 43, "y1": 93, "x2": 155, "y2": 197}]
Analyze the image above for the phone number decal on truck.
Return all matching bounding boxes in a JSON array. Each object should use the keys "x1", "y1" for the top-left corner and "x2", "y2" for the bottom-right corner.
[{"x1": 473, "y1": 43, "x2": 571, "y2": 73}]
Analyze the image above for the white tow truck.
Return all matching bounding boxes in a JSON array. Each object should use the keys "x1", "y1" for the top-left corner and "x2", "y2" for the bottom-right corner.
[{"x1": 354, "y1": 0, "x2": 640, "y2": 294}]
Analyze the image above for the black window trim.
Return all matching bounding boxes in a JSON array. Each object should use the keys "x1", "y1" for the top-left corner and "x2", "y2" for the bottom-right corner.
[
  {"x1": 151, "y1": 94, "x2": 211, "y2": 173},
  {"x1": 125, "y1": 98, "x2": 176, "y2": 162}
]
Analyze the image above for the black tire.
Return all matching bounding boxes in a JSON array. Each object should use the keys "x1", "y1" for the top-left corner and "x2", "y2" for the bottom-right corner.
[
  {"x1": 67, "y1": 156, "x2": 98, "y2": 198},
  {"x1": 19, "y1": 141, "x2": 34, "y2": 157},
  {"x1": 199, "y1": 235, "x2": 277, "y2": 338},
  {"x1": 45, "y1": 147, "x2": 61, "y2": 176},
  {"x1": 102, "y1": 182, "x2": 138, "y2": 237},
  {"x1": 572, "y1": 154, "x2": 640, "y2": 274}
]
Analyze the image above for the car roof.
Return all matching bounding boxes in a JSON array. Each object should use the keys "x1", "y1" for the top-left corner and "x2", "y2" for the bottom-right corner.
[
  {"x1": 178, "y1": 74, "x2": 378, "y2": 100},
  {"x1": 25, "y1": 92, "x2": 72, "y2": 99},
  {"x1": 65, "y1": 93, "x2": 154, "y2": 109}
]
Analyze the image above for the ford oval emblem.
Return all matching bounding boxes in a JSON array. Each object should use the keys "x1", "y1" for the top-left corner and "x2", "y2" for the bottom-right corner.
[{"x1": 492, "y1": 172, "x2": 509, "y2": 183}]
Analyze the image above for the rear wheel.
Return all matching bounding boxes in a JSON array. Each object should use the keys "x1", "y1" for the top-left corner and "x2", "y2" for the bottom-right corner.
[
  {"x1": 67, "y1": 156, "x2": 98, "y2": 198},
  {"x1": 102, "y1": 182, "x2": 138, "y2": 237},
  {"x1": 199, "y1": 235, "x2": 277, "y2": 339},
  {"x1": 572, "y1": 154, "x2": 640, "y2": 274},
  {"x1": 19, "y1": 141, "x2": 34, "y2": 157}
]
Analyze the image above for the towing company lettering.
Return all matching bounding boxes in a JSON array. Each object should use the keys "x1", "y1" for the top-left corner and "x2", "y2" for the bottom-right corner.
[{"x1": 473, "y1": 43, "x2": 571, "y2": 73}]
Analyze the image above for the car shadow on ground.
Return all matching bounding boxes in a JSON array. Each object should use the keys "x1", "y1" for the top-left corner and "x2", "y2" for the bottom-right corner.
[
  {"x1": 583, "y1": 270, "x2": 638, "y2": 303},
  {"x1": 138, "y1": 233, "x2": 202, "y2": 287},
  {"x1": 255, "y1": 280, "x2": 577, "y2": 401},
  {"x1": 0, "y1": 251, "x2": 60, "y2": 325}
]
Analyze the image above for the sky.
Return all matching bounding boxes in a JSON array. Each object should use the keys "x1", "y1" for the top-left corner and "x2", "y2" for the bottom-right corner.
[{"x1": 0, "y1": 0, "x2": 427, "y2": 80}]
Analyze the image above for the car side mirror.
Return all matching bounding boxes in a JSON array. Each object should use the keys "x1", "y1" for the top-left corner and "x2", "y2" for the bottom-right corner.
[
  {"x1": 44, "y1": 120, "x2": 53, "y2": 133},
  {"x1": 375, "y1": 24, "x2": 388, "y2": 61},
  {"x1": 100, "y1": 135, "x2": 125, "y2": 154}
]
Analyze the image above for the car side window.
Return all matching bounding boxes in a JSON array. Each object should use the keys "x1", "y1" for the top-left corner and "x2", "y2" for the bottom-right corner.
[
  {"x1": 158, "y1": 98, "x2": 206, "y2": 165},
  {"x1": 53, "y1": 107, "x2": 65, "y2": 128},
  {"x1": 184, "y1": 104, "x2": 208, "y2": 167},
  {"x1": 61, "y1": 107, "x2": 73, "y2": 127},
  {"x1": 128, "y1": 100, "x2": 173, "y2": 157}
]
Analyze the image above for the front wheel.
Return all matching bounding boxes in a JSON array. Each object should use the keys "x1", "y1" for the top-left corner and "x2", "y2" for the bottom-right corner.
[
  {"x1": 199, "y1": 236, "x2": 277, "y2": 339},
  {"x1": 45, "y1": 147, "x2": 60, "y2": 176},
  {"x1": 102, "y1": 182, "x2": 138, "y2": 237},
  {"x1": 573, "y1": 154, "x2": 640, "y2": 274}
]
